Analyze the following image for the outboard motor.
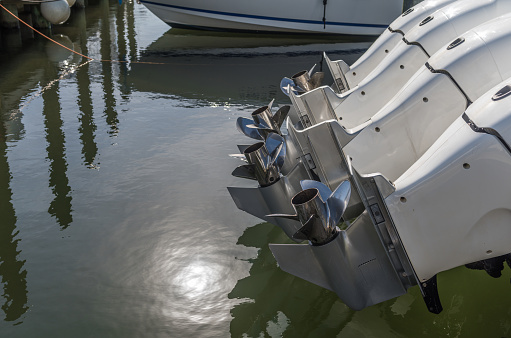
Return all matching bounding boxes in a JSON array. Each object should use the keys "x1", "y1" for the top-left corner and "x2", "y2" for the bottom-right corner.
[
  {"x1": 386, "y1": 78, "x2": 511, "y2": 291},
  {"x1": 284, "y1": 0, "x2": 511, "y2": 129},
  {"x1": 270, "y1": 176, "x2": 415, "y2": 311},
  {"x1": 230, "y1": 116, "x2": 367, "y2": 235},
  {"x1": 278, "y1": 13, "x2": 511, "y2": 189},
  {"x1": 270, "y1": 78, "x2": 511, "y2": 313},
  {"x1": 331, "y1": 0, "x2": 458, "y2": 92},
  {"x1": 345, "y1": 13, "x2": 511, "y2": 181},
  {"x1": 231, "y1": 12, "x2": 511, "y2": 268},
  {"x1": 232, "y1": 13, "x2": 511, "y2": 235}
]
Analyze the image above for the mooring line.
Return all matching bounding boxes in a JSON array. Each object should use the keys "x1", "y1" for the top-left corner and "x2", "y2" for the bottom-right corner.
[
  {"x1": 0, "y1": 3, "x2": 168, "y2": 64},
  {"x1": 0, "y1": 1, "x2": 340, "y2": 113},
  {"x1": 0, "y1": 3, "x2": 334, "y2": 67},
  {"x1": 14, "y1": 60, "x2": 93, "y2": 115},
  {"x1": 1, "y1": 3, "x2": 94, "y2": 59}
]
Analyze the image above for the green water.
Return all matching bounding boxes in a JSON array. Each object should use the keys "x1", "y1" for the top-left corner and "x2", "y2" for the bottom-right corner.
[{"x1": 0, "y1": 1, "x2": 510, "y2": 337}]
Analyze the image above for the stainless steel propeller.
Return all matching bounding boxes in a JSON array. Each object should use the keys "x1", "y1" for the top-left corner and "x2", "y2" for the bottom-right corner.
[
  {"x1": 236, "y1": 99, "x2": 290, "y2": 140},
  {"x1": 231, "y1": 133, "x2": 287, "y2": 187},
  {"x1": 268, "y1": 179, "x2": 351, "y2": 244},
  {"x1": 281, "y1": 64, "x2": 325, "y2": 96}
]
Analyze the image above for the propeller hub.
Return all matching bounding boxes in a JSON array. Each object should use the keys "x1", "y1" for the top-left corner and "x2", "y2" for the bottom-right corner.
[
  {"x1": 292, "y1": 70, "x2": 313, "y2": 93},
  {"x1": 291, "y1": 68, "x2": 324, "y2": 94},
  {"x1": 290, "y1": 188, "x2": 334, "y2": 244},
  {"x1": 252, "y1": 106, "x2": 279, "y2": 132},
  {"x1": 243, "y1": 142, "x2": 280, "y2": 187},
  {"x1": 292, "y1": 188, "x2": 326, "y2": 224}
]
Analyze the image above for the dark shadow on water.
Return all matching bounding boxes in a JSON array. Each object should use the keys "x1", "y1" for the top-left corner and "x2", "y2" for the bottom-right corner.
[
  {"x1": 229, "y1": 223, "x2": 511, "y2": 337},
  {"x1": 0, "y1": 115, "x2": 28, "y2": 323},
  {"x1": 77, "y1": 48, "x2": 99, "y2": 169},
  {"x1": 128, "y1": 30, "x2": 368, "y2": 105},
  {"x1": 159, "y1": 27, "x2": 377, "y2": 49},
  {"x1": 42, "y1": 66, "x2": 73, "y2": 229},
  {"x1": 229, "y1": 222, "x2": 355, "y2": 337}
]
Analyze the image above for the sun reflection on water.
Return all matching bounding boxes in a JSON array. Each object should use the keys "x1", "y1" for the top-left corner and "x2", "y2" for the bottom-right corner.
[
  {"x1": 146, "y1": 239, "x2": 237, "y2": 332},
  {"x1": 172, "y1": 261, "x2": 223, "y2": 301},
  {"x1": 162, "y1": 257, "x2": 233, "y2": 327}
]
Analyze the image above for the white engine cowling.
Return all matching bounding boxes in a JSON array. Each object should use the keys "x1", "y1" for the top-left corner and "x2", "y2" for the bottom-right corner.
[
  {"x1": 268, "y1": 78, "x2": 511, "y2": 314},
  {"x1": 345, "y1": 13, "x2": 511, "y2": 181},
  {"x1": 336, "y1": 0, "x2": 511, "y2": 129},
  {"x1": 341, "y1": 0, "x2": 458, "y2": 89},
  {"x1": 387, "y1": 78, "x2": 511, "y2": 282},
  {"x1": 294, "y1": 0, "x2": 511, "y2": 132}
]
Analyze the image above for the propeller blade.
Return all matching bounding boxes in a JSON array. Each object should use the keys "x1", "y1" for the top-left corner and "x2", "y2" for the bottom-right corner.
[
  {"x1": 237, "y1": 144, "x2": 251, "y2": 153},
  {"x1": 309, "y1": 72, "x2": 324, "y2": 89},
  {"x1": 300, "y1": 180, "x2": 332, "y2": 203},
  {"x1": 327, "y1": 180, "x2": 351, "y2": 228},
  {"x1": 265, "y1": 133, "x2": 285, "y2": 169},
  {"x1": 267, "y1": 144, "x2": 282, "y2": 170},
  {"x1": 267, "y1": 98, "x2": 275, "y2": 112},
  {"x1": 267, "y1": 213, "x2": 299, "y2": 221},
  {"x1": 236, "y1": 117, "x2": 263, "y2": 140},
  {"x1": 246, "y1": 123, "x2": 277, "y2": 137},
  {"x1": 275, "y1": 140, "x2": 286, "y2": 169},
  {"x1": 266, "y1": 133, "x2": 287, "y2": 169},
  {"x1": 280, "y1": 77, "x2": 296, "y2": 96},
  {"x1": 272, "y1": 105, "x2": 290, "y2": 129},
  {"x1": 292, "y1": 214, "x2": 331, "y2": 244},
  {"x1": 308, "y1": 64, "x2": 317, "y2": 77},
  {"x1": 258, "y1": 129, "x2": 276, "y2": 140},
  {"x1": 266, "y1": 132, "x2": 284, "y2": 157},
  {"x1": 231, "y1": 164, "x2": 257, "y2": 180},
  {"x1": 292, "y1": 215, "x2": 316, "y2": 241}
]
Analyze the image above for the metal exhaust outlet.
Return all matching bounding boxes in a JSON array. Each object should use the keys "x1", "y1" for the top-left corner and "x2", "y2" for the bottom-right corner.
[
  {"x1": 290, "y1": 188, "x2": 333, "y2": 244},
  {"x1": 269, "y1": 180, "x2": 351, "y2": 245},
  {"x1": 252, "y1": 105, "x2": 279, "y2": 132},
  {"x1": 243, "y1": 142, "x2": 280, "y2": 187},
  {"x1": 291, "y1": 67, "x2": 324, "y2": 94}
]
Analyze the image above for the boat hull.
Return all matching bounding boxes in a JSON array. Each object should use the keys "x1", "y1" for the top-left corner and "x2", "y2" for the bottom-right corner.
[{"x1": 140, "y1": 0, "x2": 404, "y2": 35}]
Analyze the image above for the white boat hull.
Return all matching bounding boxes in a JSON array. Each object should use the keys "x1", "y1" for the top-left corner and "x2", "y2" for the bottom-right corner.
[{"x1": 140, "y1": 0, "x2": 404, "y2": 35}]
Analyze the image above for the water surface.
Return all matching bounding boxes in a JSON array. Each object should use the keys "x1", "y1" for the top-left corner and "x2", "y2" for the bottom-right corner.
[{"x1": 0, "y1": 1, "x2": 510, "y2": 337}]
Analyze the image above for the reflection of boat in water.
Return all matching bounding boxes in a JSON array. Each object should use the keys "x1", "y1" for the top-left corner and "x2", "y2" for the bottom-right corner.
[
  {"x1": 229, "y1": 222, "x2": 351, "y2": 337},
  {"x1": 229, "y1": 223, "x2": 511, "y2": 337},
  {"x1": 128, "y1": 30, "x2": 370, "y2": 104},
  {"x1": 228, "y1": 0, "x2": 511, "y2": 315},
  {"x1": 139, "y1": 0, "x2": 405, "y2": 36}
]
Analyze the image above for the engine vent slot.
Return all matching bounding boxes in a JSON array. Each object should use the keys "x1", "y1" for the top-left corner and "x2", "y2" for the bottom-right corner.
[
  {"x1": 492, "y1": 85, "x2": 511, "y2": 101},
  {"x1": 447, "y1": 37, "x2": 465, "y2": 50},
  {"x1": 419, "y1": 15, "x2": 434, "y2": 26},
  {"x1": 402, "y1": 8, "x2": 414, "y2": 17}
]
